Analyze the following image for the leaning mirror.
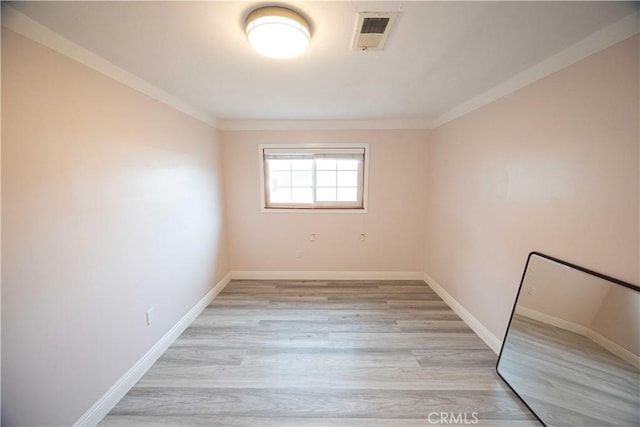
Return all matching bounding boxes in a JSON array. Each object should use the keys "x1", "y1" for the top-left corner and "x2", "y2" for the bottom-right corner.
[{"x1": 497, "y1": 252, "x2": 639, "y2": 426}]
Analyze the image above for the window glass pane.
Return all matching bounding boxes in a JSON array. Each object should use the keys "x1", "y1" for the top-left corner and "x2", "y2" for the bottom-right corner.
[
  {"x1": 291, "y1": 187, "x2": 313, "y2": 203},
  {"x1": 316, "y1": 187, "x2": 337, "y2": 201},
  {"x1": 263, "y1": 146, "x2": 366, "y2": 209},
  {"x1": 268, "y1": 159, "x2": 291, "y2": 171},
  {"x1": 291, "y1": 159, "x2": 313, "y2": 171},
  {"x1": 315, "y1": 158, "x2": 337, "y2": 170},
  {"x1": 270, "y1": 171, "x2": 291, "y2": 187},
  {"x1": 337, "y1": 159, "x2": 359, "y2": 170},
  {"x1": 337, "y1": 187, "x2": 358, "y2": 202},
  {"x1": 337, "y1": 171, "x2": 358, "y2": 187},
  {"x1": 316, "y1": 171, "x2": 336, "y2": 187},
  {"x1": 291, "y1": 171, "x2": 312, "y2": 187},
  {"x1": 270, "y1": 187, "x2": 291, "y2": 203}
]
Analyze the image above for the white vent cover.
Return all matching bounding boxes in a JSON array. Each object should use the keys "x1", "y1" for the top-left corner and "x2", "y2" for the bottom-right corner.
[{"x1": 352, "y1": 11, "x2": 398, "y2": 51}]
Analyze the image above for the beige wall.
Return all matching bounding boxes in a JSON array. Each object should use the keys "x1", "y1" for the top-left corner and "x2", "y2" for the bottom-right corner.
[
  {"x1": 518, "y1": 255, "x2": 639, "y2": 357},
  {"x1": 2, "y1": 17, "x2": 638, "y2": 427},
  {"x1": 516, "y1": 254, "x2": 640, "y2": 358},
  {"x1": 518, "y1": 255, "x2": 611, "y2": 327},
  {"x1": 590, "y1": 285, "x2": 640, "y2": 356},
  {"x1": 1, "y1": 29, "x2": 229, "y2": 426},
  {"x1": 424, "y1": 35, "x2": 639, "y2": 340},
  {"x1": 222, "y1": 130, "x2": 428, "y2": 273}
]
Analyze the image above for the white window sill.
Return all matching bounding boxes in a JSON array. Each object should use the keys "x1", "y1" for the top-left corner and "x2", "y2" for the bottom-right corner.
[{"x1": 261, "y1": 207, "x2": 368, "y2": 214}]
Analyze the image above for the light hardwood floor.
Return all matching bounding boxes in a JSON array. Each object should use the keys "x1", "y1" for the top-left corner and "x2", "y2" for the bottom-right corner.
[
  {"x1": 498, "y1": 314, "x2": 640, "y2": 427},
  {"x1": 101, "y1": 280, "x2": 538, "y2": 426}
]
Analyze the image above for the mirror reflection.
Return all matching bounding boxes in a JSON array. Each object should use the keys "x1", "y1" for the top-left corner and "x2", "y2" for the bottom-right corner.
[{"x1": 497, "y1": 252, "x2": 640, "y2": 426}]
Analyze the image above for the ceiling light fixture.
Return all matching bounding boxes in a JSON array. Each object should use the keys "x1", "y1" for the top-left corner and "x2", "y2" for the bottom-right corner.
[{"x1": 245, "y1": 6, "x2": 310, "y2": 59}]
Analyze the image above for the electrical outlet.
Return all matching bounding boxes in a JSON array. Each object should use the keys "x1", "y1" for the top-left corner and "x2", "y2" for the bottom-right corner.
[
  {"x1": 295, "y1": 249, "x2": 301, "y2": 258},
  {"x1": 528, "y1": 287, "x2": 536, "y2": 296},
  {"x1": 360, "y1": 233, "x2": 366, "y2": 242},
  {"x1": 309, "y1": 233, "x2": 316, "y2": 241},
  {"x1": 146, "y1": 308, "x2": 154, "y2": 325}
]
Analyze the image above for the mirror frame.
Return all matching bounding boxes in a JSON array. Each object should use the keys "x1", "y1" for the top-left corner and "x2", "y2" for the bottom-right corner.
[{"x1": 496, "y1": 251, "x2": 640, "y2": 426}]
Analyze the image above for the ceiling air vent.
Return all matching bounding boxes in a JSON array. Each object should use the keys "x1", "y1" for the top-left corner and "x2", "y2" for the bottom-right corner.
[{"x1": 352, "y1": 12, "x2": 398, "y2": 51}]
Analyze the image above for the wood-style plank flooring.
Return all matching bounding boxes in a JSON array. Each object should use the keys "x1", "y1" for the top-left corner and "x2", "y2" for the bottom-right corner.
[
  {"x1": 498, "y1": 314, "x2": 640, "y2": 426},
  {"x1": 101, "y1": 280, "x2": 538, "y2": 426}
]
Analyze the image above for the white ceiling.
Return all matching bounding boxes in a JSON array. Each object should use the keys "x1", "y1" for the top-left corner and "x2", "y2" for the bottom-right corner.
[{"x1": 5, "y1": 1, "x2": 639, "y2": 126}]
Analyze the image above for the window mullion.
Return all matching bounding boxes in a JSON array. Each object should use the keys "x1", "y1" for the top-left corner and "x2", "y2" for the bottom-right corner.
[
  {"x1": 261, "y1": 144, "x2": 367, "y2": 211},
  {"x1": 289, "y1": 164, "x2": 293, "y2": 202},
  {"x1": 334, "y1": 166, "x2": 338, "y2": 202},
  {"x1": 358, "y1": 159, "x2": 364, "y2": 205},
  {"x1": 312, "y1": 156, "x2": 317, "y2": 205}
]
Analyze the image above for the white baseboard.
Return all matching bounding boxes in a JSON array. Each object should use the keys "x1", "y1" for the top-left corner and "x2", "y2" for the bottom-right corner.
[
  {"x1": 423, "y1": 273, "x2": 502, "y2": 354},
  {"x1": 515, "y1": 306, "x2": 640, "y2": 369},
  {"x1": 231, "y1": 271, "x2": 424, "y2": 280},
  {"x1": 586, "y1": 329, "x2": 640, "y2": 370},
  {"x1": 73, "y1": 272, "x2": 232, "y2": 427},
  {"x1": 515, "y1": 306, "x2": 588, "y2": 335}
]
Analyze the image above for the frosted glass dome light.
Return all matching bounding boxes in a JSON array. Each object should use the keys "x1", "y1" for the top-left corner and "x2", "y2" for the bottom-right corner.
[{"x1": 245, "y1": 7, "x2": 311, "y2": 59}]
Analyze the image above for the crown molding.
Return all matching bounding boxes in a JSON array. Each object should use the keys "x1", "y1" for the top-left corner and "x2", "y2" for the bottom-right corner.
[
  {"x1": 1, "y1": 4, "x2": 218, "y2": 128},
  {"x1": 432, "y1": 11, "x2": 640, "y2": 128},
  {"x1": 3, "y1": 3, "x2": 636, "y2": 133},
  {"x1": 218, "y1": 118, "x2": 433, "y2": 131}
]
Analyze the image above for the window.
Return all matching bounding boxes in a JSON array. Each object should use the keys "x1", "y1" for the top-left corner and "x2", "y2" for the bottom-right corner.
[{"x1": 260, "y1": 144, "x2": 368, "y2": 211}]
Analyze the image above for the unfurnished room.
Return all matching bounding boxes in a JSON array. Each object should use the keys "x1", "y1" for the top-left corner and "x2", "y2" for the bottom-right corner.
[{"x1": 1, "y1": 1, "x2": 639, "y2": 426}]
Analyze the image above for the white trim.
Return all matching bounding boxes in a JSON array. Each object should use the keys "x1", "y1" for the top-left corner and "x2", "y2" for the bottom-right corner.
[
  {"x1": 219, "y1": 118, "x2": 433, "y2": 131},
  {"x1": 515, "y1": 306, "x2": 640, "y2": 369},
  {"x1": 231, "y1": 271, "x2": 424, "y2": 281},
  {"x1": 431, "y1": 11, "x2": 640, "y2": 128},
  {"x1": 515, "y1": 306, "x2": 588, "y2": 335},
  {"x1": 1, "y1": 4, "x2": 217, "y2": 128},
  {"x1": 3, "y1": 3, "x2": 637, "y2": 133},
  {"x1": 259, "y1": 208, "x2": 368, "y2": 214},
  {"x1": 423, "y1": 273, "x2": 502, "y2": 354},
  {"x1": 73, "y1": 272, "x2": 232, "y2": 427},
  {"x1": 258, "y1": 143, "x2": 370, "y2": 214},
  {"x1": 220, "y1": 12, "x2": 639, "y2": 131},
  {"x1": 585, "y1": 329, "x2": 640, "y2": 370}
]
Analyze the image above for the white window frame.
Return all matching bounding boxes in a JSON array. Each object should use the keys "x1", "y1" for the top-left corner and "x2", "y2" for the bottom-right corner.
[{"x1": 259, "y1": 143, "x2": 369, "y2": 213}]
